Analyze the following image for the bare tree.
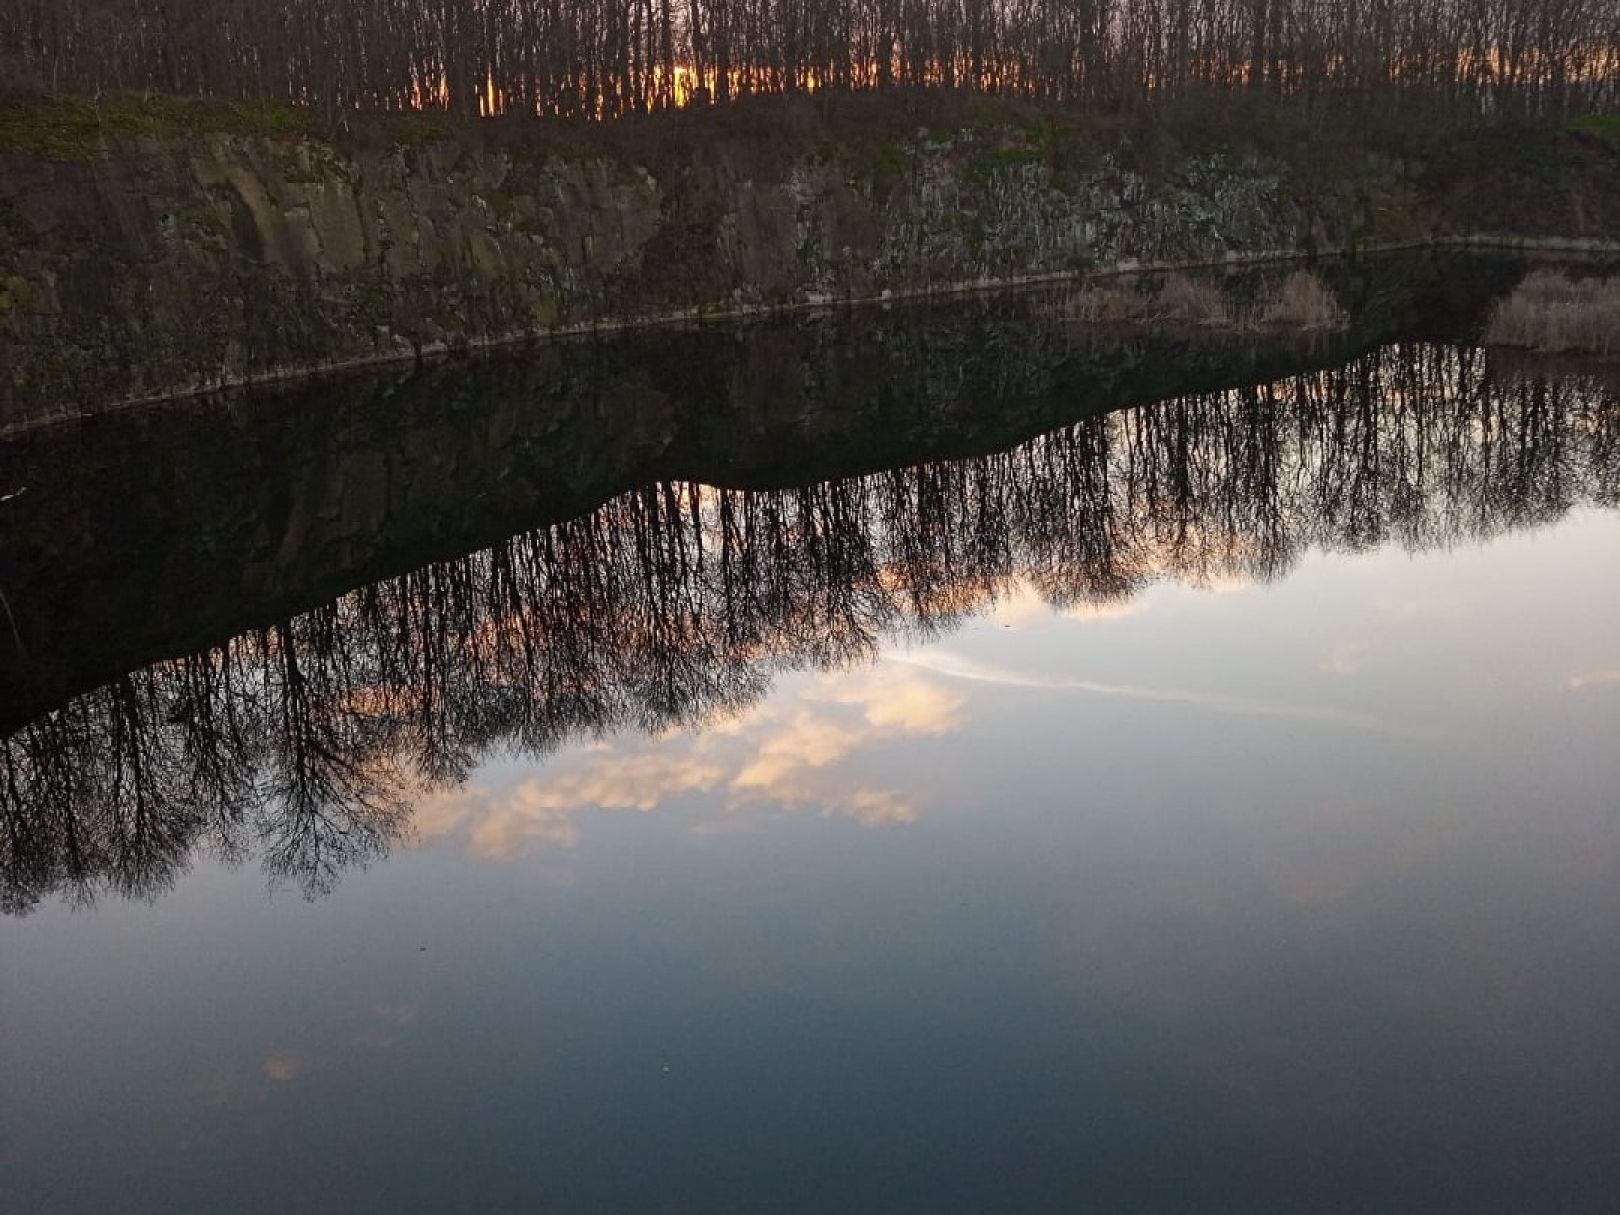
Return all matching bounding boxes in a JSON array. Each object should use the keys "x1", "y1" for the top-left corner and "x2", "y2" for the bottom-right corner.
[{"x1": 1, "y1": 0, "x2": 1613, "y2": 120}]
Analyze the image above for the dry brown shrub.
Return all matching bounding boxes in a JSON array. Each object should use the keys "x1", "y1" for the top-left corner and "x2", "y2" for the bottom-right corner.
[
  {"x1": 1061, "y1": 284, "x2": 1150, "y2": 323},
  {"x1": 1485, "y1": 271, "x2": 1620, "y2": 358},
  {"x1": 1153, "y1": 274, "x2": 1231, "y2": 326},
  {"x1": 1255, "y1": 270, "x2": 1347, "y2": 331},
  {"x1": 1062, "y1": 273, "x2": 1229, "y2": 327},
  {"x1": 1061, "y1": 269, "x2": 1349, "y2": 336}
]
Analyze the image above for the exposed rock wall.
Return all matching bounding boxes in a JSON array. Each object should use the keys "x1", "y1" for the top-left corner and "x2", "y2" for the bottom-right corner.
[{"x1": 1, "y1": 99, "x2": 1616, "y2": 430}]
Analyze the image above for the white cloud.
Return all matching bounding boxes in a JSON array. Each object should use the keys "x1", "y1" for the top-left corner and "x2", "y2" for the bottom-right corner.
[
  {"x1": 1320, "y1": 639, "x2": 1371, "y2": 676},
  {"x1": 896, "y1": 649, "x2": 1423, "y2": 738}
]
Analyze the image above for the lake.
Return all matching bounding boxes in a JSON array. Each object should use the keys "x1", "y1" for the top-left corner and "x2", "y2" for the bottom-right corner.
[{"x1": 3, "y1": 258, "x2": 1618, "y2": 1212}]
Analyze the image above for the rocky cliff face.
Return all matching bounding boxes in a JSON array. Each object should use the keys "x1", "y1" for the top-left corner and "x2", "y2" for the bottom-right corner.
[{"x1": 1, "y1": 95, "x2": 1615, "y2": 430}]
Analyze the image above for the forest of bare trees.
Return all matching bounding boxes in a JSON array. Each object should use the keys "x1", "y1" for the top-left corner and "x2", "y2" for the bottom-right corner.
[
  {"x1": 4, "y1": 343, "x2": 1617, "y2": 913},
  {"x1": 2, "y1": 0, "x2": 1615, "y2": 121}
]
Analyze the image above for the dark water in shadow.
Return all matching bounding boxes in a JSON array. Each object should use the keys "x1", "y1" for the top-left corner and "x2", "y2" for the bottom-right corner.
[{"x1": 2, "y1": 259, "x2": 1618, "y2": 1212}]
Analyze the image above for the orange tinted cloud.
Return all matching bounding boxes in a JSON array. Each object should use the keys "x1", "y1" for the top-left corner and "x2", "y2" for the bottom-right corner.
[
  {"x1": 415, "y1": 663, "x2": 965, "y2": 855},
  {"x1": 1566, "y1": 669, "x2": 1620, "y2": 690},
  {"x1": 468, "y1": 754, "x2": 727, "y2": 858},
  {"x1": 261, "y1": 1049, "x2": 313, "y2": 1083}
]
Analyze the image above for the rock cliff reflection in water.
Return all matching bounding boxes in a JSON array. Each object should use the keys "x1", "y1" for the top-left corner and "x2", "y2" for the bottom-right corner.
[
  {"x1": 4, "y1": 342, "x2": 1615, "y2": 909},
  {"x1": 2, "y1": 334, "x2": 1619, "y2": 1214}
]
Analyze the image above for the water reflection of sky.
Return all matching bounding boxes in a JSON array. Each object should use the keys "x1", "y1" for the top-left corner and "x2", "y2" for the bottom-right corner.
[{"x1": 5, "y1": 511, "x2": 1618, "y2": 1213}]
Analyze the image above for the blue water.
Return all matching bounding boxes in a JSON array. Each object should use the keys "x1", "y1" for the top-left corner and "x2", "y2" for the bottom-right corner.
[{"x1": 3, "y1": 339, "x2": 1619, "y2": 1213}]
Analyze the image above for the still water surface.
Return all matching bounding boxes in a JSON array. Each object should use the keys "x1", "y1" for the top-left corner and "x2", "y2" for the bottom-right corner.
[{"x1": 3, "y1": 297, "x2": 1619, "y2": 1211}]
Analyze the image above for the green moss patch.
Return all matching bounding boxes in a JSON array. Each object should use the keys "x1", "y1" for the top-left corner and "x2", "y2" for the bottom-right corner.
[
  {"x1": 0, "y1": 92, "x2": 470, "y2": 161},
  {"x1": 1566, "y1": 113, "x2": 1620, "y2": 141},
  {"x1": 0, "y1": 93, "x2": 319, "y2": 160}
]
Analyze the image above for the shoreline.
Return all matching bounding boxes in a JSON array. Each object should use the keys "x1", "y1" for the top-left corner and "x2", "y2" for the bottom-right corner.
[{"x1": 4, "y1": 233, "x2": 1618, "y2": 441}]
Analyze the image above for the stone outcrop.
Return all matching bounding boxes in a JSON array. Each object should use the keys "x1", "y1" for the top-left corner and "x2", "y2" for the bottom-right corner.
[{"x1": 1, "y1": 95, "x2": 1616, "y2": 430}]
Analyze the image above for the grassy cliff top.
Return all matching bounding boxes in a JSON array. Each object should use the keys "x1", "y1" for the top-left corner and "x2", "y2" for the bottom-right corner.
[
  {"x1": 5, "y1": 85, "x2": 1613, "y2": 164},
  {"x1": 0, "y1": 91, "x2": 460, "y2": 160}
]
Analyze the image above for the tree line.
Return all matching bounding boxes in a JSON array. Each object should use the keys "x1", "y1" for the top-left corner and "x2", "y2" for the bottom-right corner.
[
  {"x1": 2, "y1": 0, "x2": 1615, "y2": 121},
  {"x1": 4, "y1": 342, "x2": 1616, "y2": 913}
]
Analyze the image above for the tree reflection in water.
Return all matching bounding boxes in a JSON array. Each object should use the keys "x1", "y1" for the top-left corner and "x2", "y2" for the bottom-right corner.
[{"x1": 3, "y1": 344, "x2": 1616, "y2": 912}]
